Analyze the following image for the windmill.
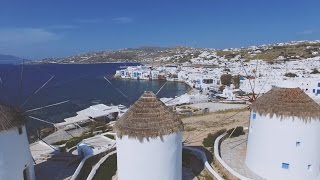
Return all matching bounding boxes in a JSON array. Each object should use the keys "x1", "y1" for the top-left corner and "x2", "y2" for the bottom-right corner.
[{"x1": 182, "y1": 58, "x2": 274, "y2": 146}]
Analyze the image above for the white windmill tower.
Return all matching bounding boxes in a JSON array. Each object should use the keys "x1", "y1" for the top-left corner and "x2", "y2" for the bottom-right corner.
[
  {"x1": 114, "y1": 91, "x2": 184, "y2": 180},
  {"x1": 0, "y1": 105, "x2": 35, "y2": 180},
  {"x1": 246, "y1": 87, "x2": 320, "y2": 180}
]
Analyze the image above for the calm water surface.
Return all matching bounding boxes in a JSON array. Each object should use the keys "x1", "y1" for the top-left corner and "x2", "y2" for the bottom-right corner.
[{"x1": 0, "y1": 63, "x2": 189, "y2": 133}]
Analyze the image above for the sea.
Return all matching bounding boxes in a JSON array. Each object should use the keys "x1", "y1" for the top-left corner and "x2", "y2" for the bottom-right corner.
[{"x1": 0, "y1": 63, "x2": 189, "y2": 136}]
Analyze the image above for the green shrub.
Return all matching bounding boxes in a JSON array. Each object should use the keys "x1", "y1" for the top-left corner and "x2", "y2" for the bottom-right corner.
[
  {"x1": 76, "y1": 154, "x2": 103, "y2": 180},
  {"x1": 95, "y1": 125, "x2": 111, "y2": 132},
  {"x1": 202, "y1": 134, "x2": 214, "y2": 148},
  {"x1": 220, "y1": 74, "x2": 232, "y2": 86},
  {"x1": 284, "y1": 72, "x2": 298, "y2": 77},
  {"x1": 93, "y1": 154, "x2": 117, "y2": 180},
  {"x1": 51, "y1": 140, "x2": 68, "y2": 145},
  {"x1": 65, "y1": 134, "x2": 94, "y2": 149},
  {"x1": 232, "y1": 75, "x2": 240, "y2": 89},
  {"x1": 104, "y1": 134, "x2": 115, "y2": 140},
  {"x1": 311, "y1": 68, "x2": 320, "y2": 74},
  {"x1": 202, "y1": 129, "x2": 227, "y2": 148},
  {"x1": 227, "y1": 126, "x2": 245, "y2": 138}
]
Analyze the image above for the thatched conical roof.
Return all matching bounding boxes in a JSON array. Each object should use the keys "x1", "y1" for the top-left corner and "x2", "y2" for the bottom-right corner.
[
  {"x1": 252, "y1": 87, "x2": 320, "y2": 121},
  {"x1": 115, "y1": 91, "x2": 184, "y2": 139},
  {"x1": 0, "y1": 104, "x2": 25, "y2": 132}
]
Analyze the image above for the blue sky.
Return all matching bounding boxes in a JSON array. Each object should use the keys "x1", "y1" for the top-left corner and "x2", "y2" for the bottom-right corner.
[{"x1": 0, "y1": 0, "x2": 320, "y2": 59}]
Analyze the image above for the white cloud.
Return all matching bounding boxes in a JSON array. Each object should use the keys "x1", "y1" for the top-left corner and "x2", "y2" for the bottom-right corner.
[
  {"x1": 112, "y1": 17, "x2": 133, "y2": 24},
  {"x1": 76, "y1": 18, "x2": 104, "y2": 23},
  {"x1": 47, "y1": 25, "x2": 78, "y2": 30},
  {"x1": 0, "y1": 28, "x2": 60, "y2": 45},
  {"x1": 298, "y1": 30, "x2": 316, "y2": 35}
]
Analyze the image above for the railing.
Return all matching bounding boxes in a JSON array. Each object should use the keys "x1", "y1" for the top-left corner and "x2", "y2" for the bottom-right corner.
[
  {"x1": 87, "y1": 150, "x2": 117, "y2": 180},
  {"x1": 213, "y1": 133, "x2": 252, "y2": 180},
  {"x1": 183, "y1": 146, "x2": 223, "y2": 180},
  {"x1": 71, "y1": 147, "x2": 116, "y2": 180},
  {"x1": 70, "y1": 154, "x2": 93, "y2": 180}
]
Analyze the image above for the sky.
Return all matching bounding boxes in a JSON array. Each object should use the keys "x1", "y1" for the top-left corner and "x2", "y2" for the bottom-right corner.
[{"x1": 0, "y1": 0, "x2": 320, "y2": 59}]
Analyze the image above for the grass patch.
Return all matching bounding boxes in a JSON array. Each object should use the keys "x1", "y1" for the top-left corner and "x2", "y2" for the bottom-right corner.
[
  {"x1": 51, "y1": 140, "x2": 68, "y2": 145},
  {"x1": 76, "y1": 148, "x2": 116, "y2": 180},
  {"x1": 93, "y1": 153, "x2": 117, "y2": 180},
  {"x1": 95, "y1": 125, "x2": 112, "y2": 132},
  {"x1": 214, "y1": 108, "x2": 247, "y2": 114},
  {"x1": 184, "y1": 126, "x2": 197, "y2": 132},
  {"x1": 65, "y1": 134, "x2": 94, "y2": 149},
  {"x1": 76, "y1": 155, "x2": 102, "y2": 180},
  {"x1": 104, "y1": 134, "x2": 115, "y2": 140}
]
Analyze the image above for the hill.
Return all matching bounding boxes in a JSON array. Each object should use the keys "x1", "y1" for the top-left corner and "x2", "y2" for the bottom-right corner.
[
  {"x1": 32, "y1": 40, "x2": 320, "y2": 64},
  {"x1": 0, "y1": 54, "x2": 24, "y2": 64}
]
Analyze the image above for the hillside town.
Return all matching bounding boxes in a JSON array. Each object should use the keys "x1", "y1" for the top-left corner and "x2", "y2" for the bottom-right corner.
[{"x1": 114, "y1": 55, "x2": 320, "y2": 103}]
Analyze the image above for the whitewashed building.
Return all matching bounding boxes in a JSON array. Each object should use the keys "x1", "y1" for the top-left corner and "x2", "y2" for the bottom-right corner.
[
  {"x1": 0, "y1": 105, "x2": 35, "y2": 180},
  {"x1": 245, "y1": 88, "x2": 320, "y2": 180},
  {"x1": 115, "y1": 91, "x2": 184, "y2": 180}
]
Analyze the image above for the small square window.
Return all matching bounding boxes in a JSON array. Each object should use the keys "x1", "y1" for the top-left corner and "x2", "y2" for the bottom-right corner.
[
  {"x1": 252, "y1": 113, "x2": 256, "y2": 120},
  {"x1": 282, "y1": 163, "x2": 290, "y2": 169},
  {"x1": 296, "y1": 142, "x2": 301, "y2": 147},
  {"x1": 18, "y1": 127, "x2": 23, "y2": 135},
  {"x1": 307, "y1": 164, "x2": 312, "y2": 171}
]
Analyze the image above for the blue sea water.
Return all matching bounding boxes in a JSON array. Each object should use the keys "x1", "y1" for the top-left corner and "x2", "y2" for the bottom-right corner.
[{"x1": 0, "y1": 63, "x2": 189, "y2": 133}]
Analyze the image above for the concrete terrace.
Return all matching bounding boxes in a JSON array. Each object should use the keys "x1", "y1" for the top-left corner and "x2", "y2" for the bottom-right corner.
[{"x1": 220, "y1": 133, "x2": 264, "y2": 180}]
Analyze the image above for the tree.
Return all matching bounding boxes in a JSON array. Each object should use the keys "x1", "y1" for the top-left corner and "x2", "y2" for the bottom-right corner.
[
  {"x1": 220, "y1": 74, "x2": 232, "y2": 86},
  {"x1": 311, "y1": 68, "x2": 320, "y2": 74},
  {"x1": 219, "y1": 85, "x2": 225, "y2": 92},
  {"x1": 232, "y1": 75, "x2": 240, "y2": 89},
  {"x1": 252, "y1": 69, "x2": 256, "y2": 74},
  {"x1": 284, "y1": 72, "x2": 298, "y2": 77}
]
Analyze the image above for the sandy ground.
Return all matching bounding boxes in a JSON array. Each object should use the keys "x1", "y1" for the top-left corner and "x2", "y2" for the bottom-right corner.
[
  {"x1": 189, "y1": 102, "x2": 248, "y2": 113},
  {"x1": 182, "y1": 109, "x2": 250, "y2": 146},
  {"x1": 221, "y1": 134, "x2": 264, "y2": 180}
]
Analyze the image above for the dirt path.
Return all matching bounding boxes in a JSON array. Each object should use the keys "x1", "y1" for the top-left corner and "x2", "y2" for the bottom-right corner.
[{"x1": 182, "y1": 109, "x2": 250, "y2": 146}]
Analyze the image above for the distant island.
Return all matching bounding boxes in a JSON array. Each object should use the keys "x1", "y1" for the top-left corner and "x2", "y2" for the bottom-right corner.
[{"x1": 0, "y1": 54, "x2": 25, "y2": 64}]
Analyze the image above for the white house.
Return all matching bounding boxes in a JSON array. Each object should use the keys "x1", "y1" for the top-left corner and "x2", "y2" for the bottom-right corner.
[
  {"x1": 0, "y1": 105, "x2": 35, "y2": 180},
  {"x1": 245, "y1": 88, "x2": 320, "y2": 180},
  {"x1": 309, "y1": 80, "x2": 320, "y2": 96},
  {"x1": 115, "y1": 91, "x2": 184, "y2": 180}
]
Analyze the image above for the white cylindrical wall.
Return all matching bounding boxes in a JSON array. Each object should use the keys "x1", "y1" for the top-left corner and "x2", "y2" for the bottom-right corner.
[
  {"x1": 116, "y1": 132, "x2": 182, "y2": 180},
  {"x1": 0, "y1": 126, "x2": 35, "y2": 180},
  {"x1": 245, "y1": 112, "x2": 320, "y2": 180}
]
